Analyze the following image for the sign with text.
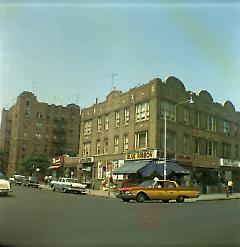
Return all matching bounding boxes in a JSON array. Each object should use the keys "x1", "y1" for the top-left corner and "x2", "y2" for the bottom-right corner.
[{"x1": 125, "y1": 150, "x2": 157, "y2": 160}]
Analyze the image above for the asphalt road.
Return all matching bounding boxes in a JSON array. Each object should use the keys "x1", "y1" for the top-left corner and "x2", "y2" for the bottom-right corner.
[{"x1": 0, "y1": 186, "x2": 240, "y2": 247}]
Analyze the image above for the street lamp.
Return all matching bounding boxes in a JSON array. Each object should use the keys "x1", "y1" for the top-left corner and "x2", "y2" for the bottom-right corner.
[{"x1": 163, "y1": 96, "x2": 194, "y2": 180}]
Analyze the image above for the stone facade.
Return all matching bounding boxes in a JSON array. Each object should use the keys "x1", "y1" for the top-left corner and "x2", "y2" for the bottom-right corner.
[
  {"x1": 79, "y1": 76, "x2": 240, "y2": 192},
  {"x1": 0, "y1": 91, "x2": 81, "y2": 177}
]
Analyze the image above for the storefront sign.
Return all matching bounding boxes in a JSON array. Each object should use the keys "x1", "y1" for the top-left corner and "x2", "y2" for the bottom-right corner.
[
  {"x1": 97, "y1": 162, "x2": 103, "y2": 179},
  {"x1": 126, "y1": 149, "x2": 157, "y2": 160},
  {"x1": 220, "y1": 158, "x2": 240, "y2": 167}
]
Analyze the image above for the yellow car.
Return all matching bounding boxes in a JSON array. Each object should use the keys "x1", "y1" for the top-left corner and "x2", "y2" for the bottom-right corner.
[{"x1": 115, "y1": 179, "x2": 199, "y2": 203}]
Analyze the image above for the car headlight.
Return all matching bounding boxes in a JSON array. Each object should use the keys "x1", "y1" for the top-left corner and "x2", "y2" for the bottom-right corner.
[{"x1": 125, "y1": 190, "x2": 131, "y2": 194}]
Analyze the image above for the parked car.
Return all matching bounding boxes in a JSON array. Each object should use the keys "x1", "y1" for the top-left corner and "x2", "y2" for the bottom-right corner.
[
  {"x1": 0, "y1": 172, "x2": 11, "y2": 196},
  {"x1": 23, "y1": 176, "x2": 40, "y2": 188},
  {"x1": 115, "y1": 179, "x2": 199, "y2": 203},
  {"x1": 9, "y1": 175, "x2": 26, "y2": 186},
  {"x1": 50, "y1": 177, "x2": 87, "y2": 194}
]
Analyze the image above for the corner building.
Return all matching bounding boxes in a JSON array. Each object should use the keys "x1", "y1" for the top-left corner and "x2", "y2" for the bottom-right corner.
[
  {"x1": 79, "y1": 76, "x2": 240, "y2": 193},
  {"x1": 0, "y1": 91, "x2": 81, "y2": 177}
]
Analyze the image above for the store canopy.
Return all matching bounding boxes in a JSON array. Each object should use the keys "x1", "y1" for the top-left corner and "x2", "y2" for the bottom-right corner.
[
  {"x1": 139, "y1": 160, "x2": 190, "y2": 177},
  {"x1": 113, "y1": 159, "x2": 190, "y2": 177},
  {"x1": 113, "y1": 160, "x2": 151, "y2": 174},
  {"x1": 48, "y1": 165, "x2": 63, "y2": 169}
]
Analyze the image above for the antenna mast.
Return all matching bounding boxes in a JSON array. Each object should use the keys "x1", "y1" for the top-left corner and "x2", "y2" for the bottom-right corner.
[{"x1": 111, "y1": 74, "x2": 118, "y2": 90}]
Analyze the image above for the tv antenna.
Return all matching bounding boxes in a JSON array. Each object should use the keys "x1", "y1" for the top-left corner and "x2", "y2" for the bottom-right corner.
[{"x1": 111, "y1": 74, "x2": 118, "y2": 90}]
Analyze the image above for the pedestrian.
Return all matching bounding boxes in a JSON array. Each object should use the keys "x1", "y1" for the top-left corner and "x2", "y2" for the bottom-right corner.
[{"x1": 227, "y1": 180, "x2": 233, "y2": 196}]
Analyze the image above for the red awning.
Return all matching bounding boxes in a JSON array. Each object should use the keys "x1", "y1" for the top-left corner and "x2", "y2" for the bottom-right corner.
[{"x1": 48, "y1": 165, "x2": 63, "y2": 169}]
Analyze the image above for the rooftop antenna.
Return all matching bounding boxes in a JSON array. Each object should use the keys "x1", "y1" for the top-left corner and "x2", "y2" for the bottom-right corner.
[
  {"x1": 75, "y1": 94, "x2": 79, "y2": 105},
  {"x1": 111, "y1": 74, "x2": 118, "y2": 90}
]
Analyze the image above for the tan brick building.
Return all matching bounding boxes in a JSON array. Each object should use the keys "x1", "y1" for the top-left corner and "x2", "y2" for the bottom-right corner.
[
  {"x1": 79, "y1": 76, "x2": 240, "y2": 193},
  {"x1": 0, "y1": 91, "x2": 81, "y2": 177}
]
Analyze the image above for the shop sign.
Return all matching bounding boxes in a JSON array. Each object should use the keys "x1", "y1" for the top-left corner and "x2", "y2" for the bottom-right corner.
[
  {"x1": 126, "y1": 149, "x2": 157, "y2": 160},
  {"x1": 97, "y1": 162, "x2": 103, "y2": 179},
  {"x1": 220, "y1": 158, "x2": 240, "y2": 167},
  {"x1": 80, "y1": 156, "x2": 94, "y2": 163}
]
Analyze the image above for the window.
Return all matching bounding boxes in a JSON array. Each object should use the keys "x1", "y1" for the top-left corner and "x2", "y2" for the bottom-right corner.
[
  {"x1": 235, "y1": 145, "x2": 239, "y2": 160},
  {"x1": 222, "y1": 143, "x2": 231, "y2": 159},
  {"x1": 23, "y1": 133, "x2": 28, "y2": 139},
  {"x1": 97, "y1": 117, "x2": 102, "y2": 131},
  {"x1": 36, "y1": 112, "x2": 43, "y2": 119},
  {"x1": 194, "y1": 138, "x2": 200, "y2": 154},
  {"x1": 183, "y1": 135, "x2": 189, "y2": 153},
  {"x1": 115, "y1": 111, "x2": 120, "y2": 127},
  {"x1": 103, "y1": 139, "x2": 108, "y2": 154},
  {"x1": 160, "y1": 101, "x2": 175, "y2": 121},
  {"x1": 183, "y1": 108, "x2": 190, "y2": 125},
  {"x1": 35, "y1": 133, "x2": 41, "y2": 140},
  {"x1": 222, "y1": 120, "x2": 230, "y2": 135},
  {"x1": 195, "y1": 111, "x2": 200, "y2": 128},
  {"x1": 84, "y1": 120, "x2": 92, "y2": 134},
  {"x1": 123, "y1": 135, "x2": 129, "y2": 151},
  {"x1": 206, "y1": 141, "x2": 217, "y2": 156},
  {"x1": 114, "y1": 136, "x2": 119, "y2": 153},
  {"x1": 161, "y1": 131, "x2": 176, "y2": 152},
  {"x1": 36, "y1": 122, "x2": 42, "y2": 129},
  {"x1": 96, "y1": 140, "x2": 101, "y2": 155},
  {"x1": 135, "y1": 132, "x2": 148, "y2": 149},
  {"x1": 136, "y1": 102, "x2": 150, "y2": 122},
  {"x1": 83, "y1": 142, "x2": 91, "y2": 156},
  {"x1": 104, "y1": 115, "x2": 109, "y2": 130},
  {"x1": 206, "y1": 114, "x2": 216, "y2": 132},
  {"x1": 124, "y1": 108, "x2": 130, "y2": 125}
]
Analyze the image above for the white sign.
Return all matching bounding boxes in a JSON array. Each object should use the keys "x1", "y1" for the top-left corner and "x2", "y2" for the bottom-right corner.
[
  {"x1": 97, "y1": 162, "x2": 103, "y2": 179},
  {"x1": 220, "y1": 158, "x2": 240, "y2": 167},
  {"x1": 126, "y1": 149, "x2": 157, "y2": 160}
]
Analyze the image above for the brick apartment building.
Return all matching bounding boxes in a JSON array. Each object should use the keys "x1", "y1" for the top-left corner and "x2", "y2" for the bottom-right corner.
[
  {"x1": 79, "y1": 76, "x2": 240, "y2": 193},
  {"x1": 0, "y1": 91, "x2": 81, "y2": 177}
]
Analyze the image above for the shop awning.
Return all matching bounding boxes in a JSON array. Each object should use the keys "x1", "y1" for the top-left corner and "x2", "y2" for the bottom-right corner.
[
  {"x1": 48, "y1": 165, "x2": 63, "y2": 169},
  {"x1": 139, "y1": 160, "x2": 190, "y2": 177},
  {"x1": 113, "y1": 160, "x2": 151, "y2": 174},
  {"x1": 113, "y1": 160, "x2": 189, "y2": 177}
]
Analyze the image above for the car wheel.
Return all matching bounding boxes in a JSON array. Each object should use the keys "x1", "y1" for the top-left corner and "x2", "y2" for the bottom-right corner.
[
  {"x1": 122, "y1": 199, "x2": 130, "y2": 202},
  {"x1": 63, "y1": 188, "x2": 67, "y2": 193},
  {"x1": 52, "y1": 186, "x2": 55, "y2": 191},
  {"x1": 176, "y1": 196, "x2": 185, "y2": 203},
  {"x1": 136, "y1": 193, "x2": 146, "y2": 203}
]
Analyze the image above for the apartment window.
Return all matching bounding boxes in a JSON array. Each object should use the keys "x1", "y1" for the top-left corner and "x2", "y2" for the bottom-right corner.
[
  {"x1": 136, "y1": 102, "x2": 150, "y2": 122},
  {"x1": 36, "y1": 122, "x2": 42, "y2": 129},
  {"x1": 123, "y1": 135, "x2": 129, "y2": 151},
  {"x1": 36, "y1": 112, "x2": 43, "y2": 119},
  {"x1": 84, "y1": 120, "x2": 92, "y2": 134},
  {"x1": 124, "y1": 108, "x2": 130, "y2": 125},
  {"x1": 97, "y1": 117, "x2": 102, "y2": 131},
  {"x1": 96, "y1": 140, "x2": 101, "y2": 155},
  {"x1": 83, "y1": 142, "x2": 91, "y2": 156},
  {"x1": 206, "y1": 114, "x2": 216, "y2": 132},
  {"x1": 206, "y1": 141, "x2": 217, "y2": 156},
  {"x1": 183, "y1": 108, "x2": 190, "y2": 125},
  {"x1": 115, "y1": 111, "x2": 120, "y2": 127},
  {"x1": 35, "y1": 133, "x2": 41, "y2": 140},
  {"x1": 235, "y1": 145, "x2": 239, "y2": 160},
  {"x1": 104, "y1": 115, "x2": 109, "y2": 130},
  {"x1": 114, "y1": 136, "x2": 119, "y2": 153},
  {"x1": 195, "y1": 111, "x2": 200, "y2": 128},
  {"x1": 183, "y1": 135, "x2": 189, "y2": 153},
  {"x1": 135, "y1": 131, "x2": 148, "y2": 149},
  {"x1": 103, "y1": 139, "x2": 108, "y2": 154},
  {"x1": 194, "y1": 138, "x2": 200, "y2": 154},
  {"x1": 23, "y1": 133, "x2": 28, "y2": 139},
  {"x1": 160, "y1": 101, "x2": 175, "y2": 121},
  {"x1": 222, "y1": 143, "x2": 231, "y2": 159},
  {"x1": 161, "y1": 131, "x2": 176, "y2": 152},
  {"x1": 222, "y1": 120, "x2": 230, "y2": 135}
]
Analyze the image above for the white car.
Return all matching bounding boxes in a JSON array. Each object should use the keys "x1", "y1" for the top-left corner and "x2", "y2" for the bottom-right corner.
[
  {"x1": 0, "y1": 172, "x2": 11, "y2": 196},
  {"x1": 50, "y1": 177, "x2": 87, "y2": 194}
]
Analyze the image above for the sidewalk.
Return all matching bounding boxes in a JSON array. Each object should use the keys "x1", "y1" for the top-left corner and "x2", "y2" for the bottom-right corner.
[{"x1": 39, "y1": 184, "x2": 240, "y2": 201}]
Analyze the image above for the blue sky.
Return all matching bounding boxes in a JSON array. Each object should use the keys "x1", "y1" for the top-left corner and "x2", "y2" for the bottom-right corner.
[{"x1": 0, "y1": 0, "x2": 239, "y2": 114}]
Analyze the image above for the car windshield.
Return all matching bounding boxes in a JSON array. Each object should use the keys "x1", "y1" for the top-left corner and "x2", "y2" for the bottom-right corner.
[
  {"x1": 139, "y1": 180, "x2": 154, "y2": 187},
  {"x1": 0, "y1": 172, "x2": 5, "y2": 179}
]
